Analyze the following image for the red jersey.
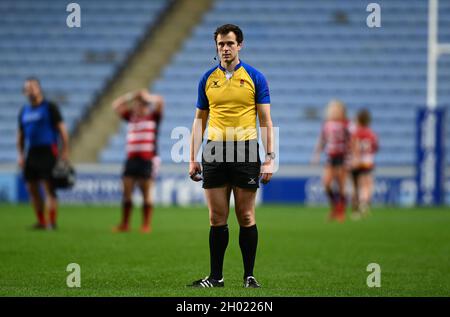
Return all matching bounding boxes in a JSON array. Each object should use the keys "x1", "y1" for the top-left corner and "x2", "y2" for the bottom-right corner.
[
  {"x1": 351, "y1": 126, "x2": 378, "y2": 169},
  {"x1": 320, "y1": 120, "x2": 350, "y2": 157},
  {"x1": 122, "y1": 109, "x2": 160, "y2": 160}
]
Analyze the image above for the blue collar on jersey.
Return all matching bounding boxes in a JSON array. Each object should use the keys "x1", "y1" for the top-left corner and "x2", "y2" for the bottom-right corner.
[{"x1": 218, "y1": 60, "x2": 242, "y2": 72}]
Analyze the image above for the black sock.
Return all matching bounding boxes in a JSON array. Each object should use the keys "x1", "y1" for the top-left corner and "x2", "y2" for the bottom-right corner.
[
  {"x1": 122, "y1": 201, "x2": 132, "y2": 226},
  {"x1": 326, "y1": 187, "x2": 336, "y2": 206},
  {"x1": 209, "y1": 224, "x2": 229, "y2": 280},
  {"x1": 339, "y1": 193, "x2": 346, "y2": 204},
  {"x1": 239, "y1": 224, "x2": 258, "y2": 279}
]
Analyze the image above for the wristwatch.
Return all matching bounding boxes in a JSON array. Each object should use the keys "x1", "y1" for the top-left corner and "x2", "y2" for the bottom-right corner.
[{"x1": 265, "y1": 152, "x2": 276, "y2": 160}]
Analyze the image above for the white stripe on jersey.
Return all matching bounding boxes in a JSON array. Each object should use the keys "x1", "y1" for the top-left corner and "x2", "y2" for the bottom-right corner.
[
  {"x1": 126, "y1": 143, "x2": 155, "y2": 153},
  {"x1": 128, "y1": 121, "x2": 156, "y2": 131},
  {"x1": 361, "y1": 153, "x2": 375, "y2": 165},
  {"x1": 127, "y1": 132, "x2": 155, "y2": 142}
]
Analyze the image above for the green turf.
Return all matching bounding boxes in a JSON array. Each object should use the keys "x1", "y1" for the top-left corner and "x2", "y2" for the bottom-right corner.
[{"x1": 0, "y1": 203, "x2": 449, "y2": 296}]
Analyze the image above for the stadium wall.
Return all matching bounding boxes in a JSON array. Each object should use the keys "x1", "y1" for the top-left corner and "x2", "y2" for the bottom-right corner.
[{"x1": 1, "y1": 164, "x2": 449, "y2": 206}]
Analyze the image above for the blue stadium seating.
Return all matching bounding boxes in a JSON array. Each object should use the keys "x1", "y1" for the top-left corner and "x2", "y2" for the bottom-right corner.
[
  {"x1": 6, "y1": 0, "x2": 447, "y2": 166},
  {"x1": 0, "y1": 0, "x2": 169, "y2": 162},
  {"x1": 102, "y1": 0, "x2": 450, "y2": 165}
]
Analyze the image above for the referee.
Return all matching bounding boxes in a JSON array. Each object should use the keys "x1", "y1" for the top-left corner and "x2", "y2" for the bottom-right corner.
[
  {"x1": 188, "y1": 24, "x2": 275, "y2": 288},
  {"x1": 17, "y1": 77, "x2": 69, "y2": 230}
]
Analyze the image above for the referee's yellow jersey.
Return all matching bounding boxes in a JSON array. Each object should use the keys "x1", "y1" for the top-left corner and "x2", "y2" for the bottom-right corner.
[{"x1": 196, "y1": 61, "x2": 271, "y2": 141}]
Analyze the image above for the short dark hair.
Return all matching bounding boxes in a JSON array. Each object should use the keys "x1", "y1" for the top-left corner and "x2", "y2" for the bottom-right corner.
[
  {"x1": 357, "y1": 109, "x2": 371, "y2": 126},
  {"x1": 214, "y1": 24, "x2": 243, "y2": 44},
  {"x1": 25, "y1": 76, "x2": 41, "y2": 87}
]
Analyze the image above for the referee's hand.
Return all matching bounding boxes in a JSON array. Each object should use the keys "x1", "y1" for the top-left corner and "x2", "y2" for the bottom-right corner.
[
  {"x1": 189, "y1": 162, "x2": 203, "y2": 182},
  {"x1": 260, "y1": 159, "x2": 274, "y2": 184}
]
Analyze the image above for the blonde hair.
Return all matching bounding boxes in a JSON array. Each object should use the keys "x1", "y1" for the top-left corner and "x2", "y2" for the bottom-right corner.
[{"x1": 326, "y1": 99, "x2": 347, "y2": 121}]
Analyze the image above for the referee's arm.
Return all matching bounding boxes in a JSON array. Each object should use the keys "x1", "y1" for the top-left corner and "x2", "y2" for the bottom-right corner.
[
  {"x1": 189, "y1": 109, "x2": 208, "y2": 181},
  {"x1": 257, "y1": 104, "x2": 273, "y2": 184}
]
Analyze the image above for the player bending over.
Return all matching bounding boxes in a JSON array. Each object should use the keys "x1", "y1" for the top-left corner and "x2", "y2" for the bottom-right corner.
[
  {"x1": 112, "y1": 89, "x2": 164, "y2": 233},
  {"x1": 350, "y1": 109, "x2": 378, "y2": 219},
  {"x1": 312, "y1": 100, "x2": 350, "y2": 222}
]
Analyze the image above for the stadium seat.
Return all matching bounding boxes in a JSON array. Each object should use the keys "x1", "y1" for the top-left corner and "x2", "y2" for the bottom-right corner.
[
  {"x1": 0, "y1": 0, "x2": 169, "y2": 162},
  {"x1": 98, "y1": 0, "x2": 450, "y2": 165}
]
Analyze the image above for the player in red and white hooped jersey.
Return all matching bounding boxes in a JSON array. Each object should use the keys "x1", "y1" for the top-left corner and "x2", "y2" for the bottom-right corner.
[
  {"x1": 350, "y1": 109, "x2": 378, "y2": 219},
  {"x1": 312, "y1": 100, "x2": 350, "y2": 222},
  {"x1": 112, "y1": 89, "x2": 164, "y2": 233}
]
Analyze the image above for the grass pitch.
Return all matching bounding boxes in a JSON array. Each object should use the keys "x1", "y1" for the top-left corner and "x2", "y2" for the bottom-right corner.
[{"x1": 0, "y1": 204, "x2": 449, "y2": 297}]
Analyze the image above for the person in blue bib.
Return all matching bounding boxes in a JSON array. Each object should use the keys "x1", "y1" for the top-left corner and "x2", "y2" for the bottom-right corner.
[{"x1": 17, "y1": 77, "x2": 70, "y2": 230}]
